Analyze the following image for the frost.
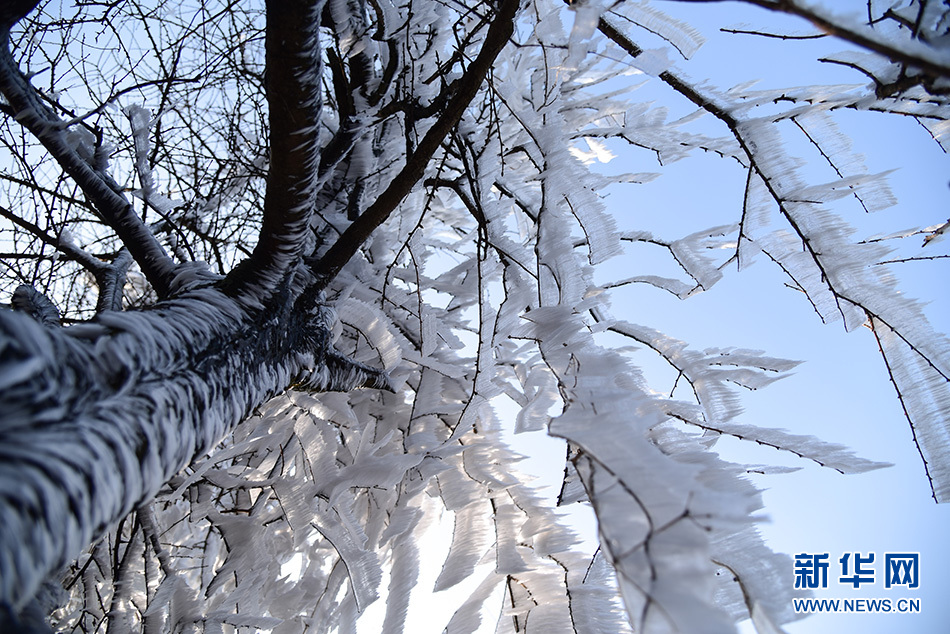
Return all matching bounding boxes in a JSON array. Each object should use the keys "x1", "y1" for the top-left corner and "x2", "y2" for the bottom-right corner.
[
  {"x1": 1, "y1": 1, "x2": 949, "y2": 633},
  {"x1": 617, "y1": 0, "x2": 705, "y2": 60},
  {"x1": 124, "y1": 104, "x2": 183, "y2": 216}
]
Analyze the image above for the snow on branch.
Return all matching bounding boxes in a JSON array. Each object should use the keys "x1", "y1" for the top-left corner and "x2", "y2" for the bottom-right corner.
[{"x1": 872, "y1": 317, "x2": 950, "y2": 501}]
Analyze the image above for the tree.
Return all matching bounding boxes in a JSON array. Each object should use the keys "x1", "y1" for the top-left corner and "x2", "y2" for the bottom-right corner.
[{"x1": 0, "y1": 0, "x2": 947, "y2": 632}]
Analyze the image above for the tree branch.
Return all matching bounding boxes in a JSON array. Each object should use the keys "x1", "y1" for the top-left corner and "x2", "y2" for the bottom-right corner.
[
  {"x1": 672, "y1": 0, "x2": 950, "y2": 78},
  {"x1": 311, "y1": 0, "x2": 520, "y2": 287},
  {"x1": 220, "y1": 0, "x2": 327, "y2": 304},
  {"x1": 0, "y1": 7, "x2": 178, "y2": 299}
]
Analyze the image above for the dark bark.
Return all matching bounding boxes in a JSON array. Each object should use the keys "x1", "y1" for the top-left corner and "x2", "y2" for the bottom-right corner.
[
  {"x1": 221, "y1": 0, "x2": 327, "y2": 303},
  {"x1": 312, "y1": 0, "x2": 520, "y2": 286},
  {"x1": 0, "y1": 288, "x2": 389, "y2": 615}
]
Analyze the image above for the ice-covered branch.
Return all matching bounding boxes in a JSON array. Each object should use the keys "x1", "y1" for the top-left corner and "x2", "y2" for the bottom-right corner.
[
  {"x1": 738, "y1": 0, "x2": 950, "y2": 79},
  {"x1": 597, "y1": 16, "x2": 950, "y2": 503},
  {"x1": 0, "y1": 288, "x2": 389, "y2": 616},
  {"x1": 313, "y1": 0, "x2": 520, "y2": 285},
  {"x1": 220, "y1": 0, "x2": 327, "y2": 305},
  {"x1": 10, "y1": 284, "x2": 60, "y2": 326}
]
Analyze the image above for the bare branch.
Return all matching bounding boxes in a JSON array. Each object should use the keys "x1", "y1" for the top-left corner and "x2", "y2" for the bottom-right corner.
[{"x1": 0, "y1": 6, "x2": 178, "y2": 298}]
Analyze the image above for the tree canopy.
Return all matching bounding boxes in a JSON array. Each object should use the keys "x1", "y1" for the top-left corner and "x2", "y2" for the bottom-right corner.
[{"x1": 0, "y1": 0, "x2": 948, "y2": 632}]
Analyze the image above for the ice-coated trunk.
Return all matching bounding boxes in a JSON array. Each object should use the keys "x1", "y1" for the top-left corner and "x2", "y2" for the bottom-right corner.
[{"x1": 0, "y1": 287, "x2": 388, "y2": 617}]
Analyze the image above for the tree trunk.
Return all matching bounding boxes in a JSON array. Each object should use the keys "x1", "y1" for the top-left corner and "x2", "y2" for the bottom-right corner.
[{"x1": 0, "y1": 287, "x2": 388, "y2": 618}]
